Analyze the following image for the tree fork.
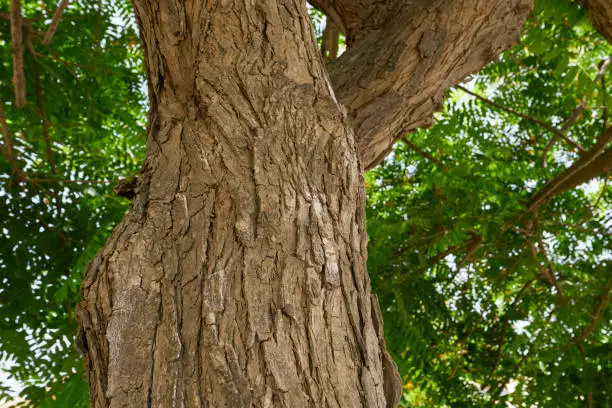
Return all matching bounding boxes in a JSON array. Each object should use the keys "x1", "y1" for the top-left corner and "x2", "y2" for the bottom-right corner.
[{"x1": 76, "y1": 0, "x2": 400, "y2": 407}]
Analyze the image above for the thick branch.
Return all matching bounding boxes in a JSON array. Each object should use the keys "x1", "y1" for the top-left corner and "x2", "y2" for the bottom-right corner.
[
  {"x1": 10, "y1": 0, "x2": 26, "y2": 108},
  {"x1": 325, "y1": 0, "x2": 533, "y2": 169},
  {"x1": 580, "y1": 0, "x2": 612, "y2": 44}
]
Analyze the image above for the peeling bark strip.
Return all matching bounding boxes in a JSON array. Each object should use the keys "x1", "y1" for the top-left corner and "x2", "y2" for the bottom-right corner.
[
  {"x1": 313, "y1": 0, "x2": 534, "y2": 169},
  {"x1": 76, "y1": 0, "x2": 400, "y2": 407}
]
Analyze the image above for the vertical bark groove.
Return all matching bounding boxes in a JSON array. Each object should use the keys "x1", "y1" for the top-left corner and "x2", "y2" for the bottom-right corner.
[{"x1": 77, "y1": 0, "x2": 400, "y2": 406}]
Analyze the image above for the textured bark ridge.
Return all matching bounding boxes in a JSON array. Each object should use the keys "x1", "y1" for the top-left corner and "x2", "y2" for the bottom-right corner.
[{"x1": 76, "y1": 0, "x2": 400, "y2": 406}]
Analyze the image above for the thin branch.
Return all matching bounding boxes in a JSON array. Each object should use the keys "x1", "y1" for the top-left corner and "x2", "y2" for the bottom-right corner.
[
  {"x1": 42, "y1": 0, "x2": 71, "y2": 46},
  {"x1": 594, "y1": 176, "x2": 608, "y2": 210},
  {"x1": 602, "y1": 60, "x2": 608, "y2": 131},
  {"x1": 403, "y1": 137, "x2": 448, "y2": 170},
  {"x1": 544, "y1": 220, "x2": 609, "y2": 236},
  {"x1": 28, "y1": 41, "x2": 62, "y2": 215},
  {"x1": 448, "y1": 316, "x2": 483, "y2": 379},
  {"x1": 542, "y1": 58, "x2": 611, "y2": 165},
  {"x1": 0, "y1": 99, "x2": 27, "y2": 182},
  {"x1": 542, "y1": 59, "x2": 609, "y2": 164},
  {"x1": 526, "y1": 127, "x2": 612, "y2": 214},
  {"x1": 0, "y1": 10, "x2": 38, "y2": 32},
  {"x1": 541, "y1": 96, "x2": 587, "y2": 167},
  {"x1": 536, "y1": 235, "x2": 564, "y2": 300},
  {"x1": 30, "y1": 46, "x2": 56, "y2": 174},
  {"x1": 487, "y1": 279, "x2": 534, "y2": 385},
  {"x1": 441, "y1": 127, "x2": 611, "y2": 279},
  {"x1": 528, "y1": 240, "x2": 555, "y2": 287},
  {"x1": 456, "y1": 85, "x2": 585, "y2": 152},
  {"x1": 27, "y1": 177, "x2": 118, "y2": 184},
  {"x1": 456, "y1": 234, "x2": 482, "y2": 270},
  {"x1": 10, "y1": 0, "x2": 26, "y2": 108},
  {"x1": 571, "y1": 281, "x2": 611, "y2": 345}
]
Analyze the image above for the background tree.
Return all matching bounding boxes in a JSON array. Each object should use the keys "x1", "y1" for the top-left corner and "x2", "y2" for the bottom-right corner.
[{"x1": 0, "y1": 0, "x2": 609, "y2": 407}]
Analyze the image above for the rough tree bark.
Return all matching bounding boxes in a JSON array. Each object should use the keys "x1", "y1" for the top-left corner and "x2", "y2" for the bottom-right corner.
[
  {"x1": 75, "y1": 0, "x2": 533, "y2": 407},
  {"x1": 580, "y1": 0, "x2": 612, "y2": 44}
]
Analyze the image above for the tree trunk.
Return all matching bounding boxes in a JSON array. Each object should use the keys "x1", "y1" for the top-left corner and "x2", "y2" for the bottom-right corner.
[{"x1": 75, "y1": 0, "x2": 401, "y2": 407}]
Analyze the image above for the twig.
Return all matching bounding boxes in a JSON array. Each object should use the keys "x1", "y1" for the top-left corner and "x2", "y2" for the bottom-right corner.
[
  {"x1": 0, "y1": 11, "x2": 37, "y2": 32},
  {"x1": 10, "y1": 0, "x2": 26, "y2": 107},
  {"x1": 27, "y1": 178, "x2": 118, "y2": 184},
  {"x1": 442, "y1": 128, "x2": 611, "y2": 280},
  {"x1": 403, "y1": 137, "x2": 448, "y2": 170},
  {"x1": 456, "y1": 85, "x2": 584, "y2": 152},
  {"x1": 42, "y1": 0, "x2": 71, "y2": 45}
]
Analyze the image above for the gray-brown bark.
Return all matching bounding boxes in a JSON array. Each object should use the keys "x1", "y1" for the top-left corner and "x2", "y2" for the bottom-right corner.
[
  {"x1": 312, "y1": 0, "x2": 534, "y2": 169},
  {"x1": 76, "y1": 0, "x2": 400, "y2": 407}
]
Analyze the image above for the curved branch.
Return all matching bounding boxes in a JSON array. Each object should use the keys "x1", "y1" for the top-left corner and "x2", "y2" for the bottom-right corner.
[{"x1": 325, "y1": 0, "x2": 534, "y2": 169}]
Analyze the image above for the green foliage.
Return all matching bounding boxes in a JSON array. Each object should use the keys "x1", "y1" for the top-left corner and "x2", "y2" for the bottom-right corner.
[
  {"x1": 0, "y1": 0, "x2": 609, "y2": 407},
  {"x1": 0, "y1": 0, "x2": 144, "y2": 405},
  {"x1": 367, "y1": 0, "x2": 612, "y2": 406}
]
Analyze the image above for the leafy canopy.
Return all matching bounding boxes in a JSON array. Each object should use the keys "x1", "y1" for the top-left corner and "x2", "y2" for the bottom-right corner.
[{"x1": 366, "y1": 0, "x2": 611, "y2": 406}]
